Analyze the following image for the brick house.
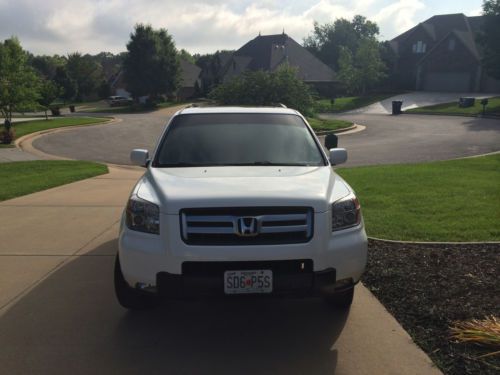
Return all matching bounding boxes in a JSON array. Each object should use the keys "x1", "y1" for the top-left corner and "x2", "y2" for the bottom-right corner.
[
  {"x1": 390, "y1": 13, "x2": 500, "y2": 92},
  {"x1": 219, "y1": 32, "x2": 337, "y2": 95}
]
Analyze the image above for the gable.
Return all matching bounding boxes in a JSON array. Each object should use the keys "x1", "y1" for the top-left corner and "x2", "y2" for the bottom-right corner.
[{"x1": 230, "y1": 33, "x2": 336, "y2": 82}]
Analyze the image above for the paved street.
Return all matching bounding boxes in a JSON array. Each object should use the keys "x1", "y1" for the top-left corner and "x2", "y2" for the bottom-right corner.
[
  {"x1": 329, "y1": 113, "x2": 500, "y2": 166},
  {"x1": 31, "y1": 106, "x2": 500, "y2": 167},
  {"x1": 0, "y1": 167, "x2": 440, "y2": 375},
  {"x1": 32, "y1": 107, "x2": 179, "y2": 165}
]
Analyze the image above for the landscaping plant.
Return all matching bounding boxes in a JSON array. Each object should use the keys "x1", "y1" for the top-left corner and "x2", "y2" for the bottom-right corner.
[{"x1": 450, "y1": 316, "x2": 500, "y2": 358}]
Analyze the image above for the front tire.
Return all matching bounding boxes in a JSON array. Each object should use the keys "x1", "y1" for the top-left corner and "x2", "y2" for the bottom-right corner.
[
  {"x1": 114, "y1": 255, "x2": 159, "y2": 310},
  {"x1": 324, "y1": 287, "x2": 354, "y2": 309}
]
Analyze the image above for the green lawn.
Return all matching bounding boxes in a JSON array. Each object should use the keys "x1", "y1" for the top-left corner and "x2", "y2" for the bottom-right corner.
[
  {"x1": 306, "y1": 117, "x2": 353, "y2": 132},
  {"x1": 314, "y1": 93, "x2": 399, "y2": 113},
  {"x1": 0, "y1": 160, "x2": 108, "y2": 201},
  {"x1": 337, "y1": 154, "x2": 500, "y2": 241},
  {"x1": 12, "y1": 117, "x2": 109, "y2": 139},
  {"x1": 405, "y1": 96, "x2": 500, "y2": 116},
  {"x1": 78, "y1": 100, "x2": 180, "y2": 114}
]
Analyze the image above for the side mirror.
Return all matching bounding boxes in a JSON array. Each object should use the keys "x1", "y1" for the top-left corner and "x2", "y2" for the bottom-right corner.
[
  {"x1": 130, "y1": 149, "x2": 149, "y2": 167},
  {"x1": 329, "y1": 148, "x2": 347, "y2": 166},
  {"x1": 325, "y1": 134, "x2": 338, "y2": 149}
]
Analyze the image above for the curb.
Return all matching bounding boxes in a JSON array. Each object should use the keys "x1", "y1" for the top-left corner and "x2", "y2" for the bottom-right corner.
[
  {"x1": 15, "y1": 117, "x2": 119, "y2": 160},
  {"x1": 368, "y1": 236, "x2": 500, "y2": 245},
  {"x1": 403, "y1": 111, "x2": 500, "y2": 119},
  {"x1": 315, "y1": 124, "x2": 366, "y2": 136},
  {"x1": 315, "y1": 124, "x2": 357, "y2": 136}
]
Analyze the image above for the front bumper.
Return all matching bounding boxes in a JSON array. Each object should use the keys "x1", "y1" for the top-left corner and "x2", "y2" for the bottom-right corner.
[
  {"x1": 155, "y1": 260, "x2": 350, "y2": 297},
  {"x1": 118, "y1": 211, "x2": 367, "y2": 294}
]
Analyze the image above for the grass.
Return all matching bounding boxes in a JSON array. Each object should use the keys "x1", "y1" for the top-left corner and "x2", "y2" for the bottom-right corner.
[
  {"x1": 11, "y1": 117, "x2": 109, "y2": 139},
  {"x1": 0, "y1": 144, "x2": 15, "y2": 148},
  {"x1": 306, "y1": 117, "x2": 353, "y2": 132},
  {"x1": 314, "y1": 93, "x2": 399, "y2": 113},
  {"x1": 0, "y1": 160, "x2": 108, "y2": 201},
  {"x1": 337, "y1": 154, "x2": 500, "y2": 241},
  {"x1": 406, "y1": 97, "x2": 500, "y2": 116},
  {"x1": 78, "y1": 100, "x2": 180, "y2": 114}
]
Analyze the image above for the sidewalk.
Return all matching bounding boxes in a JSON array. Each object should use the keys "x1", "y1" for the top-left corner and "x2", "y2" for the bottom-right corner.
[
  {"x1": 0, "y1": 166, "x2": 441, "y2": 374},
  {"x1": 0, "y1": 147, "x2": 41, "y2": 162}
]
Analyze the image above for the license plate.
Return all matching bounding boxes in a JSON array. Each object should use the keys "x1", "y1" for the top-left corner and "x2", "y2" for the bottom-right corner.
[{"x1": 224, "y1": 270, "x2": 273, "y2": 294}]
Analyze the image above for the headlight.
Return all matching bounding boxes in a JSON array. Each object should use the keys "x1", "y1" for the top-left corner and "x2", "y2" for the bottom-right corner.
[
  {"x1": 125, "y1": 195, "x2": 160, "y2": 234},
  {"x1": 332, "y1": 194, "x2": 361, "y2": 231}
]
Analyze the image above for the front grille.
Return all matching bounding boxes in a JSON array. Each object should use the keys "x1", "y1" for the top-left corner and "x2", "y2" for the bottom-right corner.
[{"x1": 180, "y1": 207, "x2": 314, "y2": 245}]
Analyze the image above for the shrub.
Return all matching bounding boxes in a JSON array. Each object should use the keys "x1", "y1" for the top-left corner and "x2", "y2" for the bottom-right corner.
[{"x1": 209, "y1": 65, "x2": 314, "y2": 115}]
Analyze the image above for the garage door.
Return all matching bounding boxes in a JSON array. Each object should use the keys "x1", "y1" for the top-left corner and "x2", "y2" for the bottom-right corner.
[{"x1": 422, "y1": 72, "x2": 471, "y2": 92}]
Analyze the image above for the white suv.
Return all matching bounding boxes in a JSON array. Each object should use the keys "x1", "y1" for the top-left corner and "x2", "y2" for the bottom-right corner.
[{"x1": 115, "y1": 107, "x2": 367, "y2": 309}]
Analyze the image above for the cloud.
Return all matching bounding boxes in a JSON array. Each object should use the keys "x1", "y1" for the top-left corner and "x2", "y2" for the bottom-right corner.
[
  {"x1": 373, "y1": 0, "x2": 426, "y2": 39},
  {"x1": 0, "y1": 0, "x2": 476, "y2": 55}
]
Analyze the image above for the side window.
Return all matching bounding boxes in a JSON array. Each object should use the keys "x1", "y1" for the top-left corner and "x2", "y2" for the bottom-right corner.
[{"x1": 412, "y1": 41, "x2": 427, "y2": 54}]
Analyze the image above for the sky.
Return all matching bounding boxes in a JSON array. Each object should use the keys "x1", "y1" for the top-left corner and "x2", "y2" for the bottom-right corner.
[{"x1": 0, "y1": 0, "x2": 483, "y2": 56}]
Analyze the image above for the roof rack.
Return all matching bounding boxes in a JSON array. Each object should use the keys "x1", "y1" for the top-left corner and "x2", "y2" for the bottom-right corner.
[{"x1": 269, "y1": 103, "x2": 287, "y2": 108}]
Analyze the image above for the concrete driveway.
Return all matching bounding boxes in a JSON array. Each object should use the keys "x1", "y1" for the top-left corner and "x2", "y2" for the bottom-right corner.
[
  {"x1": 348, "y1": 91, "x2": 499, "y2": 114},
  {"x1": 0, "y1": 167, "x2": 440, "y2": 375}
]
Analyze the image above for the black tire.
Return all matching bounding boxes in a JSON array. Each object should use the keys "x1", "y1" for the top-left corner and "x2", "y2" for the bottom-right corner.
[
  {"x1": 324, "y1": 287, "x2": 354, "y2": 309},
  {"x1": 114, "y1": 255, "x2": 159, "y2": 310}
]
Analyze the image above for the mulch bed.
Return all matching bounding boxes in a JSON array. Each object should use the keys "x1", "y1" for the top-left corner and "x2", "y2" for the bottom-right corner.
[{"x1": 362, "y1": 239, "x2": 500, "y2": 374}]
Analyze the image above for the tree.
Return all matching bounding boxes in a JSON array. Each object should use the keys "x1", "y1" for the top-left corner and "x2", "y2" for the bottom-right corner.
[
  {"x1": 53, "y1": 65, "x2": 77, "y2": 102},
  {"x1": 304, "y1": 15, "x2": 379, "y2": 70},
  {"x1": 38, "y1": 78, "x2": 60, "y2": 119},
  {"x1": 97, "y1": 79, "x2": 111, "y2": 99},
  {"x1": 209, "y1": 65, "x2": 314, "y2": 114},
  {"x1": 337, "y1": 40, "x2": 386, "y2": 95},
  {"x1": 354, "y1": 39, "x2": 386, "y2": 94},
  {"x1": 123, "y1": 24, "x2": 180, "y2": 101},
  {"x1": 66, "y1": 53, "x2": 103, "y2": 101},
  {"x1": 337, "y1": 47, "x2": 359, "y2": 94},
  {"x1": 0, "y1": 37, "x2": 40, "y2": 122},
  {"x1": 195, "y1": 50, "x2": 234, "y2": 94},
  {"x1": 29, "y1": 54, "x2": 66, "y2": 79},
  {"x1": 477, "y1": 0, "x2": 500, "y2": 79},
  {"x1": 178, "y1": 49, "x2": 195, "y2": 64}
]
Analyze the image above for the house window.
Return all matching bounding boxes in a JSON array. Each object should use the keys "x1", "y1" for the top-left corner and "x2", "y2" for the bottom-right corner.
[
  {"x1": 448, "y1": 38, "x2": 456, "y2": 51},
  {"x1": 412, "y1": 41, "x2": 427, "y2": 54}
]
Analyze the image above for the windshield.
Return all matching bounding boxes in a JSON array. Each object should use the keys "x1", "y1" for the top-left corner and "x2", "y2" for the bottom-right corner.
[{"x1": 154, "y1": 113, "x2": 326, "y2": 167}]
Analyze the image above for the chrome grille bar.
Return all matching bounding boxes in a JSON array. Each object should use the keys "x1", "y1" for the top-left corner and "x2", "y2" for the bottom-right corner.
[{"x1": 180, "y1": 208, "x2": 313, "y2": 245}]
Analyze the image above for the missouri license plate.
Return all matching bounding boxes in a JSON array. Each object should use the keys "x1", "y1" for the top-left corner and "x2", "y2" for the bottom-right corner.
[{"x1": 224, "y1": 270, "x2": 273, "y2": 294}]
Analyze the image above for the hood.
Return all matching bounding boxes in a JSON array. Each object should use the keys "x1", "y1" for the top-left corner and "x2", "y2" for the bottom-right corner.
[{"x1": 136, "y1": 166, "x2": 351, "y2": 214}]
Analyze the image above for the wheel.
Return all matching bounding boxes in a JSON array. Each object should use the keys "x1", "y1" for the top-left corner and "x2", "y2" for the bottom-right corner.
[
  {"x1": 114, "y1": 255, "x2": 159, "y2": 310},
  {"x1": 324, "y1": 287, "x2": 354, "y2": 309}
]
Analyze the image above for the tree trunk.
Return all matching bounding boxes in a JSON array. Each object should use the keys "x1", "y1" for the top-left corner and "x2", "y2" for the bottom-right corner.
[{"x1": 45, "y1": 109, "x2": 48, "y2": 120}]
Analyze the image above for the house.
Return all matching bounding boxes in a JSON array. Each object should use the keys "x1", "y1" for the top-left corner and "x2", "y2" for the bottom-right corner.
[
  {"x1": 390, "y1": 13, "x2": 500, "y2": 92},
  {"x1": 109, "y1": 58, "x2": 201, "y2": 100},
  {"x1": 198, "y1": 50, "x2": 233, "y2": 94},
  {"x1": 177, "y1": 59, "x2": 201, "y2": 100},
  {"x1": 219, "y1": 32, "x2": 336, "y2": 95}
]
